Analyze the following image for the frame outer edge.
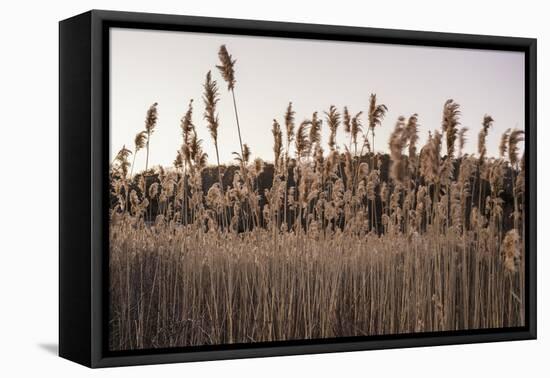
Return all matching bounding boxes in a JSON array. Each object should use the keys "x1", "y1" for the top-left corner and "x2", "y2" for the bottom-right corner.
[
  {"x1": 82, "y1": 9, "x2": 537, "y2": 368},
  {"x1": 59, "y1": 11, "x2": 93, "y2": 367},
  {"x1": 90, "y1": 9, "x2": 106, "y2": 368}
]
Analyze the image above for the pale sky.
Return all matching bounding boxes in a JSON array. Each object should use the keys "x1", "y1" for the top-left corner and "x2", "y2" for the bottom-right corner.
[{"x1": 110, "y1": 27, "x2": 525, "y2": 167}]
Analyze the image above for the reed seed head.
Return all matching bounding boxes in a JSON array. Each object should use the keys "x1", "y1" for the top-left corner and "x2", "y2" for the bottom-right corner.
[{"x1": 216, "y1": 45, "x2": 236, "y2": 91}]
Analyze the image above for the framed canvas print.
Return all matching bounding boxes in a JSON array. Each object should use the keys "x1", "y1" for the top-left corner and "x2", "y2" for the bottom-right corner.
[{"x1": 59, "y1": 10, "x2": 537, "y2": 368}]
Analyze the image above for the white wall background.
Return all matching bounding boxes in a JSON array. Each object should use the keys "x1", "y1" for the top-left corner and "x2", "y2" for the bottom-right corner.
[{"x1": 0, "y1": 0, "x2": 546, "y2": 376}]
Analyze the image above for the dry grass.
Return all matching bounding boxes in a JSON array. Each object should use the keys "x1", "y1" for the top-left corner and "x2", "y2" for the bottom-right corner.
[{"x1": 108, "y1": 45, "x2": 525, "y2": 351}]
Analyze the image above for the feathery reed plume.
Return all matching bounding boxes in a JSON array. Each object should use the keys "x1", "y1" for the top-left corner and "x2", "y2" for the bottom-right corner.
[
  {"x1": 325, "y1": 105, "x2": 341, "y2": 150},
  {"x1": 478, "y1": 115, "x2": 493, "y2": 161},
  {"x1": 406, "y1": 113, "x2": 419, "y2": 164},
  {"x1": 203, "y1": 71, "x2": 220, "y2": 143},
  {"x1": 420, "y1": 131, "x2": 442, "y2": 184},
  {"x1": 502, "y1": 229, "x2": 520, "y2": 272},
  {"x1": 351, "y1": 111, "x2": 363, "y2": 155},
  {"x1": 232, "y1": 144, "x2": 252, "y2": 171},
  {"x1": 309, "y1": 112, "x2": 322, "y2": 153},
  {"x1": 342, "y1": 106, "x2": 354, "y2": 156},
  {"x1": 195, "y1": 150, "x2": 208, "y2": 171},
  {"x1": 313, "y1": 144, "x2": 324, "y2": 172},
  {"x1": 389, "y1": 116, "x2": 408, "y2": 184},
  {"x1": 272, "y1": 119, "x2": 283, "y2": 170},
  {"x1": 203, "y1": 71, "x2": 226, "y2": 220},
  {"x1": 458, "y1": 127, "x2": 468, "y2": 158},
  {"x1": 253, "y1": 157, "x2": 264, "y2": 177},
  {"x1": 130, "y1": 131, "x2": 147, "y2": 177},
  {"x1": 295, "y1": 120, "x2": 311, "y2": 160},
  {"x1": 343, "y1": 106, "x2": 351, "y2": 134},
  {"x1": 148, "y1": 182, "x2": 159, "y2": 199},
  {"x1": 114, "y1": 145, "x2": 132, "y2": 179},
  {"x1": 285, "y1": 102, "x2": 296, "y2": 148},
  {"x1": 180, "y1": 99, "x2": 195, "y2": 168},
  {"x1": 181, "y1": 99, "x2": 194, "y2": 145},
  {"x1": 173, "y1": 149, "x2": 183, "y2": 170},
  {"x1": 368, "y1": 94, "x2": 387, "y2": 132},
  {"x1": 508, "y1": 129, "x2": 524, "y2": 167},
  {"x1": 145, "y1": 103, "x2": 158, "y2": 133},
  {"x1": 323, "y1": 149, "x2": 337, "y2": 178},
  {"x1": 343, "y1": 147, "x2": 354, "y2": 189},
  {"x1": 144, "y1": 102, "x2": 158, "y2": 172},
  {"x1": 216, "y1": 45, "x2": 236, "y2": 91},
  {"x1": 282, "y1": 102, "x2": 296, "y2": 229},
  {"x1": 441, "y1": 99, "x2": 461, "y2": 158},
  {"x1": 134, "y1": 132, "x2": 147, "y2": 151},
  {"x1": 242, "y1": 143, "x2": 251, "y2": 165},
  {"x1": 190, "y1": 134, "x2": 208, "y2": 171},
  {"x1": 368, "y1": 93, "x2": 388, "y2": 172},
  {"x1": 189, "y1": 131, "x2": 202, "y2": 163},
  {"x1": 499, "y1": 128, "x2": 511, "y2": 158}
]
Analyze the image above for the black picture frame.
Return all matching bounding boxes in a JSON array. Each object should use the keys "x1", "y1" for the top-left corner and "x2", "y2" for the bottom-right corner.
[{"x1": 59, "y1": 9, "x2": 537, "y2": 368}]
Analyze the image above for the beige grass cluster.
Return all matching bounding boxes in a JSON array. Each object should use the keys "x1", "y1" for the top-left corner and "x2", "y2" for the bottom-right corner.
[{"x1": 109, "y1": 45, "x2": 525, "y2": 351}]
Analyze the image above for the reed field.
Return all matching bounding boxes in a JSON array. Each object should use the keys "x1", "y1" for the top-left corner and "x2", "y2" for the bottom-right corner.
[{"x1": 109, "y1": 45, "x2": 525, "y2": 351}]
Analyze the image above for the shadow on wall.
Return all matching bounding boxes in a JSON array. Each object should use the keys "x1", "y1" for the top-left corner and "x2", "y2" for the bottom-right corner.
[{"x1": 37, "y1": 343, "x2": 58, "y2": 356}]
